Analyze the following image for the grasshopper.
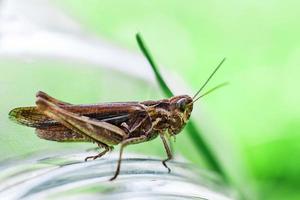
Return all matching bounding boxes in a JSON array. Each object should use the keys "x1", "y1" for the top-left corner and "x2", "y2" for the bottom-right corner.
[{"x1": 8, "y1": 34, "x2": 226, "y2": 180}]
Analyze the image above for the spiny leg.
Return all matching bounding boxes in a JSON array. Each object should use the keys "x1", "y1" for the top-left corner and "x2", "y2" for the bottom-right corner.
[
  {"x1": 160, "y1": 133, "x2": 173, "y2": 173},
  {"x1": 85, "y1": 143, "x2": 112, "y2": 161},
  {"x1": 110, "y1": 135, "x2": 147, "y2": 181}
]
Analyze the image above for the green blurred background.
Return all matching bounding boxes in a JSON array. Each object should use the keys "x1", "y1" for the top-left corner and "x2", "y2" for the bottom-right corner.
[{"x1": 1, "y1": 1, "x2": 299, "y2": 199}]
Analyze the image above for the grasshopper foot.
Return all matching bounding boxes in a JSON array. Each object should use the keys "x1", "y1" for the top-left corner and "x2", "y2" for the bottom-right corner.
[
  {"x1": 84, "y1": 155, "x2": 96, "y2": 162},
  {"x1": 162, "y1": 160, "x2": 171, "y2": 173},
  {"x1": 84, "y1": 146, "x2": 111, "y2": 162},
  {"x1": 109, "y1": 174, "x2": 118, "y2": 181},
  {"x1": 84, "y1": 153, "x2": 105, "y2": 162}
]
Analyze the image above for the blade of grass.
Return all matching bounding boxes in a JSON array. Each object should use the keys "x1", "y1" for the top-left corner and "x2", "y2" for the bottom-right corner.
[
  {"x1": 136, "y1": 34, "x2": 173, "y2": 98},
  {"x1": 136, "y1": 33, "x2": 228, "y2": 182}
]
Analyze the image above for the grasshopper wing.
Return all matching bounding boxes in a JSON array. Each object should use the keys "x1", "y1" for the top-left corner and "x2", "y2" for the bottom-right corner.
[
  {"x1": 9, "y1": 106, "x2": 56, "y2": 128},
  {"x1": 9, "y1": 106, "x2": 132, "y2": 128}
]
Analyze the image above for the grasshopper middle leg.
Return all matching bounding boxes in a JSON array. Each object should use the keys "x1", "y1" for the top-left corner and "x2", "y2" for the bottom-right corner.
[{"x1": 110, "y1": 135, "x2": 147, "y2": 181}]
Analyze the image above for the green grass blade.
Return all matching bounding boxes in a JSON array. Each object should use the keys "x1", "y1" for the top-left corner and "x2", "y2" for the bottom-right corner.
[
  {"x1": 135, "y1": 33, "x2": 228, "y2": 182},
  {"x1": 185, "y1": 121, "x2": 228, "y2": 181},
  {"x1": 136, "y1": 33, "x2": 173, "y2": 97}
]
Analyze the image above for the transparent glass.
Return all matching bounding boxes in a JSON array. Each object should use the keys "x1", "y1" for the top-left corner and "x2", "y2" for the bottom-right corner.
[{"x1": 0, "y1": 151, "x2": 235, "y2": 200}]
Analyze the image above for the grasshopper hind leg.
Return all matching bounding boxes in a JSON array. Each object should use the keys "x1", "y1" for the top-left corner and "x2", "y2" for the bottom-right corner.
[
  {"x1": 85, "y1": 144, "x2": 113, "y2": 161},
  {"x1": 36, "y1": 91, "x2": 72, "y2": 106}
]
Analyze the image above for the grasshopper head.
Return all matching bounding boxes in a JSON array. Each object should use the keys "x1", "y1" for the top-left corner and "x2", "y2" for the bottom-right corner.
[
  {"x1": 171, "y1": 95, "x2": 193, "y2": 122},
  {"x1": 169, "y1": 95, "x2": 193, "y2": 135}
]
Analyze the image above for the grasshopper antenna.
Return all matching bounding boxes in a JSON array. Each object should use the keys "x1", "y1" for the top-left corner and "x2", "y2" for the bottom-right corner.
[
  {"x1": 192, "y1": 58, "x2": 226, "y2": 99},
  {"x1": 192, "y1": 82, "x2": 229, "y2": 104},
  {"x1": 136, "y1": 33, "x2": 173, "y2": 98}
]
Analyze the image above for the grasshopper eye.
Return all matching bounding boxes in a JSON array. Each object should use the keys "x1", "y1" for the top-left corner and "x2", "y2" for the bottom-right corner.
[{"x1": 176, "y1": 99, "x2": 187, "y2": 112}]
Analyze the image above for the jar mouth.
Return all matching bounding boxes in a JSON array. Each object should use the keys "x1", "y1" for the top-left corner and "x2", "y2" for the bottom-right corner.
[{"x1": 0, "y1": 151, "x2": 235, "y2": 200}]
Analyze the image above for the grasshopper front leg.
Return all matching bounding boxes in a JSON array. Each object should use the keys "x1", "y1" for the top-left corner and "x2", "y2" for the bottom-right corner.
[{"x1": 160, "y1": 133, "x2": 173, "y2": 173}]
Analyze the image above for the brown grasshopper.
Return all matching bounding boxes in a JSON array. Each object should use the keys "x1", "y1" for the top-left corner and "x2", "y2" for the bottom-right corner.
[{"x1": 8, "y1": 34, "x2": 226, "y2": 180}]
